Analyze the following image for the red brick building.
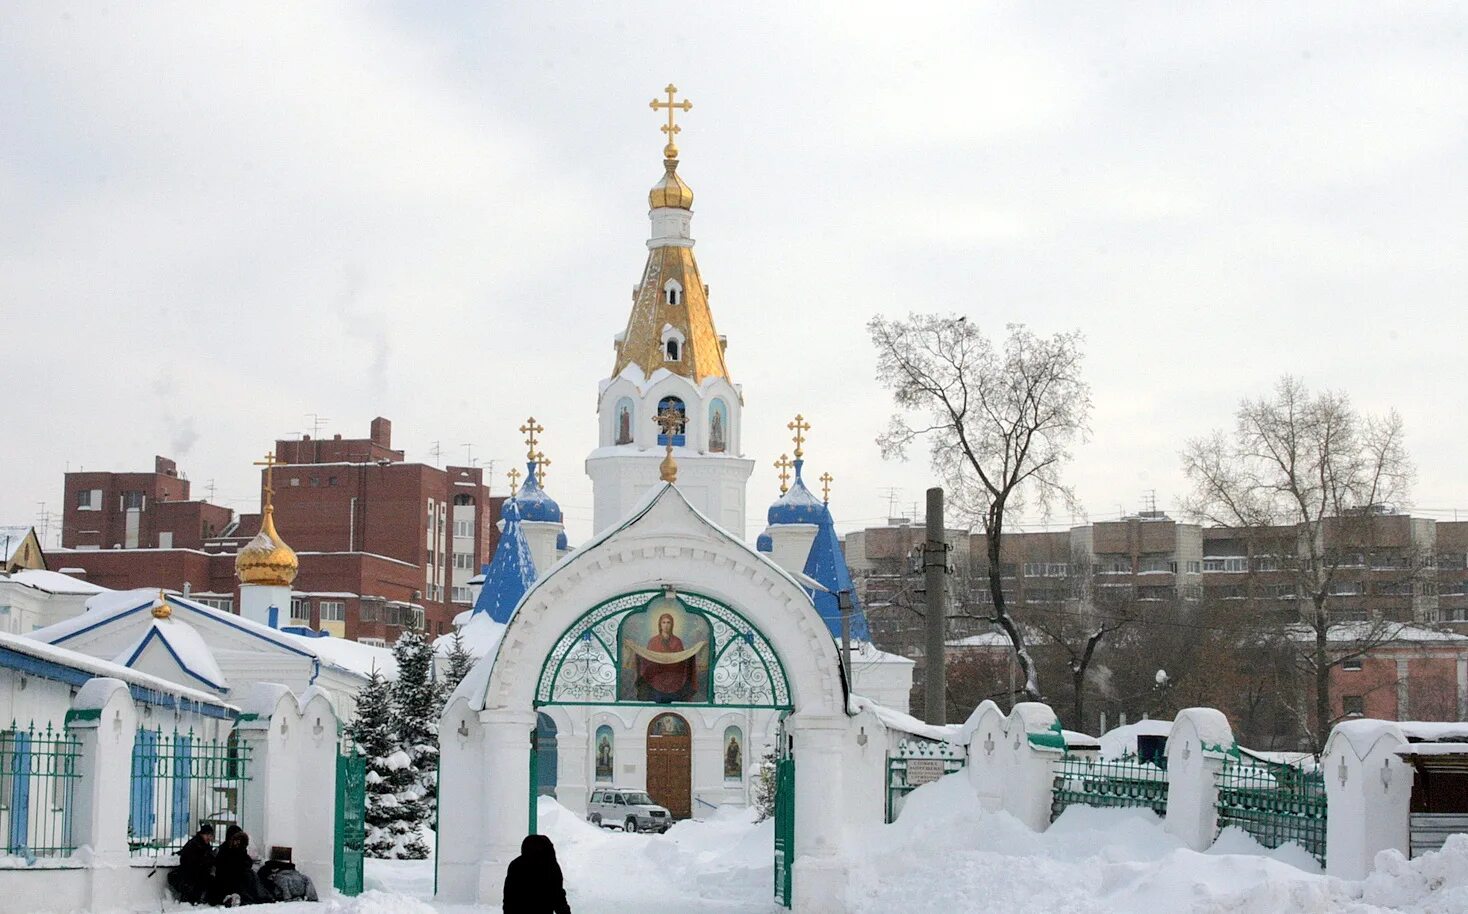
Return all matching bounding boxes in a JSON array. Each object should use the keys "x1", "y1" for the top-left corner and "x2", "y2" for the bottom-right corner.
[
  {"x1": 55, "y1": 419, "x2": 505, "y2": 643},
  {"x1": 62, "y1": 456, "x2": 233, "y2": 550}
]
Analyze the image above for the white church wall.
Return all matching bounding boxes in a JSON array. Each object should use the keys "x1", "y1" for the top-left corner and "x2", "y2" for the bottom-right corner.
[{"x1": 436, "y1": 695, "x2": 488, "y2": 903}]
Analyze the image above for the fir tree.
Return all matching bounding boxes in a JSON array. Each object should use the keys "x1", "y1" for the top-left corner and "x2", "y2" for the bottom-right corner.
[
  {"x1": 752, "y1": 747, "x2": 778, "y2": 822},
  {"x1": 441, "y1": 631, "x2": 475, "y2": 697},
  {"x1": 391, "y1": 627, "x2": 440, "y2": 858},
  {"x1": 346, "y1": 670, "x2": 414, "y2": 858}
]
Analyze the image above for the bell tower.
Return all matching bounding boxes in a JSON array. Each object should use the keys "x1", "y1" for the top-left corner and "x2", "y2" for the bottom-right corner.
[{"x1": 586, "y1": 85, "x2": 754, "y2": 536}]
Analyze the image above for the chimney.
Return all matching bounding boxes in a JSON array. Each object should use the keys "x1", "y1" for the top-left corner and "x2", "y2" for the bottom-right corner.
[{"x1": 370, "y1": 417, "x2": 392, "y2": 448}]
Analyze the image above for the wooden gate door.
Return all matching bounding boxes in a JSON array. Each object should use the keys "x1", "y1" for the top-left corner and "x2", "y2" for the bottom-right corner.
[{"x1": 646, "y1": 713, "x2": 691, "y2": 818}]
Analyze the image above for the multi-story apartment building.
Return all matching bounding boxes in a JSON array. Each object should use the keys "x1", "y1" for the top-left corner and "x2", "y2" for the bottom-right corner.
[
  {"x1": 62, "y1": 456, "x2": 233, "y2": 550},
  {"x1": 54, "y1": 418, "x2": 505, "y2": 642}
]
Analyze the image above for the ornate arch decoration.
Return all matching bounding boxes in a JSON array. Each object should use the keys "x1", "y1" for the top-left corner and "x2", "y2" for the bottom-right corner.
[{"x1": 534, "y1": 589, "x2": 792, "y2": 710}]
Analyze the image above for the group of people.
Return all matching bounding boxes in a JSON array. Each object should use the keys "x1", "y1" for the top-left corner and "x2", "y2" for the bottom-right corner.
[{"x1": 167, "y1": 823, "x2": 319, "y2": 907}]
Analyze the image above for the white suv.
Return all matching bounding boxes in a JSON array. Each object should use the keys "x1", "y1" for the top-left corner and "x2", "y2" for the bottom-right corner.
[{"x1": 587, "y1": 788, "x2": 673, "y2": 833}]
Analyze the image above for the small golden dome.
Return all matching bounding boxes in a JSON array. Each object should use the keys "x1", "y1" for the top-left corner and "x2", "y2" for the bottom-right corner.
[
  {"x1": 235, "y1": 507, "x2": 298, "y2": 587},
  {"x1": 649, "y1": 158, "x2": 694, "y2": 210}
]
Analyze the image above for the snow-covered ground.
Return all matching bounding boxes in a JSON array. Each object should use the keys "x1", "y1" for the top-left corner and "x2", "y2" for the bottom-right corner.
[{"x1": 107, "y1": 776, "x2": 1468, "y2": 913}]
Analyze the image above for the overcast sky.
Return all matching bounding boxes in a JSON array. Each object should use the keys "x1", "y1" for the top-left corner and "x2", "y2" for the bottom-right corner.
[{"x1": 4, "y1": 3, "x2": 1466, "y2": 546}]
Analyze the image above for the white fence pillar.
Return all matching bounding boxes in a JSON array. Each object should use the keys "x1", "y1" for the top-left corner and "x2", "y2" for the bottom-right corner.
[
  {"x1": 1003, "y1": 702, "x2": 1066, "y2": 832},
  {"x1": 66, "y1": 678, "x2": 139, "y2": 907},
  {"x1": 235, "y1": 684, "x2": 297, "y2": 858},
  {"x1": 787, "y1": 711, "x2": 849, "y2": 914},
  {"x1": 293, "y1": 687, "x2": 341, "y2": 893},
  {"x1": 1323, "y1": 720, "x2": 1414, "y2": 879},
  {"x1": 436, "y1": 696, "x2": 487, "y2": 903},
  {"x1": 1164, "y1": 708, "x2": 1235, "y2": 850}
]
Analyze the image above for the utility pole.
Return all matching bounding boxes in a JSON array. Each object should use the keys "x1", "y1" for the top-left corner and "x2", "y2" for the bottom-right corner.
[{"x1": 923, "y1": 486, "x2": 948, "y2": 725}]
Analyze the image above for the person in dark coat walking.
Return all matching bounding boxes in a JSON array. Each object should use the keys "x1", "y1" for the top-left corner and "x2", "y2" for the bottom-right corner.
[
  {"x1": 259, "y1": 846, "x2": 319, "y2": 902},
  {"x1": 209, "y1": 829, "x2": 266, "y2": 906},
  {"x1": 502, "y1": 834, "x2": 572, "y2": 914},
  {"x1": 167, "y1": 823, "x2": 215, "y2": 904}
]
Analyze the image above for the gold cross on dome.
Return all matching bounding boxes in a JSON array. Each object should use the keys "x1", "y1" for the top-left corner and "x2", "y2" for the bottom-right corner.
[
  {"x1": 820, "y1": 472, "x2": 833, "y2": 504},
  {"x1": 774, "y1": 454, "x2": 793, "y2": 495},
  {"x1": 650, "y1": 83, "x2": 693, "y2": 158},
  {"x1": 788, "y1": 414, "x2": 811, "y2": 459},
  {"x1": 253, "y1": 451, "x2": 280, "y2": 505},
  {"x1": 534, "y1": 451, "x2": 551, "y2": 485},
  {"x1": 507, "y1": 466, "x2": 521, "y2": 496},
  {"x1": 519, "y1": 417, "x2": 544, "y2": 460}
]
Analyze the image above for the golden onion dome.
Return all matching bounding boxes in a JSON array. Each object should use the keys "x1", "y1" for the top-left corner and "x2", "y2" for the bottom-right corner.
[
  {"x1": 649, "y1": 157, "x2": 694, "y2": 210},
  {"x1": 235, "y1": 507, "x2": 298, "y2": 587}
]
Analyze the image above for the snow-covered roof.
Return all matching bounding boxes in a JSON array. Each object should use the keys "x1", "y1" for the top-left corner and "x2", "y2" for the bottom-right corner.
[
  {"x1": 29, "y1": 588, "x2": 391, "y2": 682},
  {"x1": 1285, "y1": 622, "x2": 1468, "y2": 644},
  {"x1": 114, "y1": 615, "x2": 229, "y2": 693},
  {"x1": 471, "y1": 499, "x2": 537, "y2": 624},
  {"x1": 850, "y1": 694, "x2": 961, "y2": 743},
  {"x1": 2, "y1": 568, "x2": 106, "y2": 595},
  {"x1": 0, "y1": 629, "x2": 236, "y2": 715},
  {"x1": 435, "y1": 613, "x2": 506, "y2": 660},
  {"x1": 0, "y1": 526, "x2": 38, "y2": 563}
]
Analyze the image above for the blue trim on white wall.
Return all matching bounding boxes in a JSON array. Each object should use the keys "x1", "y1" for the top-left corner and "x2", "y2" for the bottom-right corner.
[
  {"x1": 122, "y1": 627, "x2": 228, "y2": 693},
  {"x1": 0, "y1": 646, "x2": 236, "y2": 720}
]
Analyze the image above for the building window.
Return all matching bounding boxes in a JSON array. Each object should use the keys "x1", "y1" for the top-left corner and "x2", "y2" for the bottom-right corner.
[
  {"x1": 451, "y1": 586, "x2": 472, "y2": 604},
  {"x1": 1138, "y1": 555, "x2": 1172, "y2": 574},
  {"x1": 328, "y1": 476, "x2": 339, "y2": 487},
  {"x1": 453, "y1": 553, "x2": 475, "y2": 570},
  {"x1": 121, "y1": 491, "x2": 145, "y2": 510},
  {"x1": 289, "y1": 477, "x2": 300, "y2": 487},
  {"x1": 665, "y1": 282, "x2": 682, "y2": 305},
  {"x1": 195, "y1": 597, "x2": 233, "y2": 613},
  {"x1": 359, "y1": 637, "x2": 386, "y2": 648},
  {"x1": 1185, "y1": 561, "x2": 1201, "y2": 574},
  {"x1": 1342, "y1": 658, "x2": 1363, "y2": 672},
  {"x1": 320, "y1": 601, "x2": 345, "y2": 622},
  {"x1": 1342, "y1": 695, "x2": 1365, "y2": 716},
  {"x1": 666, "y1": 339, "x2": 680, "y2": 361},
  {"x1": 1095, "y1": 555, "x2": 1132, "y2": 575},
  {"x1": 1202, "y1": 557, "x2": 1248, "y2": 573},
  {"x1": 309, "y1": 476, "x2": 319, "y2": 487},
  {"x1": 76, "y1": 489, "x2": 101, "y2": 510},
  {"x1": 453, "y1": 494, "x2": 475, "y2": 506},
  {"x1": 453, "y1": 520, "x2": 474, "y2": 538},
  {"x1": 289, "y1": 598, "x2": 310, "y2": 623},
  {"x1": 656, "y1": 397, "x2": 687, "y2": 445},
  {"x1": 360, "y1": 602, "x2": 381, "y2": 623}
]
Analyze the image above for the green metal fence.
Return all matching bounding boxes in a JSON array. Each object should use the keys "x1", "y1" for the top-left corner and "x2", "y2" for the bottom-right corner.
[
  {"x1": 1, "y1": 722, "x2": 81, "y2": 860},
  {"x1": 1215, "y1": 755, "x2": 1326, "y2": 864},
  {"x1": 1051, "y1": 754, "x2": 1169, "y2": 821},
  {"x1": 128, "y1": 727, "x2": 250, "y2": 857}
]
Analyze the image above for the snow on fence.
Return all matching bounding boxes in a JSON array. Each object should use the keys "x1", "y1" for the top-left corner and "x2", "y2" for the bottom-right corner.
[
  {"x1": 1215, "y1": 752, "x2": 1326, "y2": 865},
  {"x1": 886, "y1": 737, "x2": 966, "y2": 823},
  {"x1": 127, "y1": 726, "x2": 250, "y2": 857},
  {"x1": 1, "y1": 722, "x2": 81, "y2": 860},
  {"x1": 1050, "y1": 753, "x2": 1169, "y2": 820}
]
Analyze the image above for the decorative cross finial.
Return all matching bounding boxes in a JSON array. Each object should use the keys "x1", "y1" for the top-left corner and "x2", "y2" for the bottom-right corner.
[
  {"x1": 253, "y1": 451, "x2": 280, "y2": 510},
  {"x1": 534, "y1": 451, "x2": 551, "y2": 486},
  {"x1": 774, "y1": 454, "x2": 793, "y2": 494},
  {"x1": 650, "y1": 83, "x2": 693, "y2": 159},
  {"x1": 507, "y1": 466, "x2": 521, "y2": 496},
  {"x1": 652, "y1": 405, "x2": 684, "y2": 483},
  {"x1": 820, "y1": 472, "x2": 833, "y2": 504},
  {"x1": 788, "y1": 414, "x2": 811, "y2": 459},
  {"x1": 519, "y1": 417, "x2": 544, "y2": 461}
]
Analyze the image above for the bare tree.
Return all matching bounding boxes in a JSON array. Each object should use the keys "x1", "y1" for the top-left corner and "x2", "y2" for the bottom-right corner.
[
  {"x1": 1182, "y1": 375, "x2": 1413, "y2": 749},
  {"x1": 869, "y1": 315, "x2": 1091, "y2": 701},
  {"x1": 1024, "y1": 555, "x2": 1136, "y2": 731}
]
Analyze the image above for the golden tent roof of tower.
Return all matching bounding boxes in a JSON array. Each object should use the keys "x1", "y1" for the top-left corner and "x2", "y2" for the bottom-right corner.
[{"x1": 613, "y1": 241, "x2": 730, "y2": 384}]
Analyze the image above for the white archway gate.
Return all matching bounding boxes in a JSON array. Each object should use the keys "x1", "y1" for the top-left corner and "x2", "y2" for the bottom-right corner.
[{"x1": 437, "y1": 485, "x2": 852, "y2": 913}]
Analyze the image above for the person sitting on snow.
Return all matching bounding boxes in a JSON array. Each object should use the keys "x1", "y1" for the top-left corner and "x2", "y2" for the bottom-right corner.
[
  {"x1": 167, "y1": 822, "x2": 216, "y2": 904},
  {"x1": 259, "y1": 846, "x2": 319, "y2": 902}
]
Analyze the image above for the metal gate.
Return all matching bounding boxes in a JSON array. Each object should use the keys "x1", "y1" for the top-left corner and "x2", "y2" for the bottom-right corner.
[
  {"x1": 887, "y1": 738, "x2": 966, "y2": 823},
  {"x1": 333, "y1": 748, "x2": 365, "y2": 896},
  {"x1": 773, "y1": 751, "x2": 795, "y2": 908}
]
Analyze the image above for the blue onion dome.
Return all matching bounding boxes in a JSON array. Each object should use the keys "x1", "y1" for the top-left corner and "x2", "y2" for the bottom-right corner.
[
  {"x1": 756, "y1": 533, "x2": 773, "y2": 553},
  {"x1": 767, "y1": 460, "x2": 825, "y2": 525},
  {"x1": 513, "y1": 461, "x2": 562, "y2": 523},
  {"x1": 555, "y1": 531, "x2": 569, "y2": 551},
  {"x1": 472, "y1": 498, "x2": 537, "y2": 624}
]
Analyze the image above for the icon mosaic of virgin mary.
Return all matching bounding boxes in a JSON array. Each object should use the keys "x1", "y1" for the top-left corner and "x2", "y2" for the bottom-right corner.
[{"x1": 618, "y1": 595, "x2": 710, "y2": 703}]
